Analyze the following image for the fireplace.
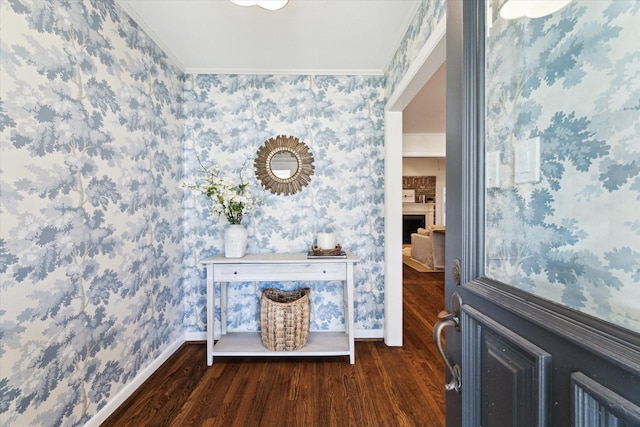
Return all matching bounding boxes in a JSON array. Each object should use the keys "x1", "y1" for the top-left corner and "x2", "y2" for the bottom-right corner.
[{"x1": 403, "y1": 214, "x2": 425, "y2": 244}]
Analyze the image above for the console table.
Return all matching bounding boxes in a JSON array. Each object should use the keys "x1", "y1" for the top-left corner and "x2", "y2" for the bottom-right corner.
[{"x1": 202, "y1": 253, "x2": 359, "y2": 366}]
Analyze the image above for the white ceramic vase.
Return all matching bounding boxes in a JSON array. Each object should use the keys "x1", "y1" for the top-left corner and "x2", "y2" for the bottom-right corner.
[{"x1": 224, "y1": 224, "x2": 248, "y2": 258}]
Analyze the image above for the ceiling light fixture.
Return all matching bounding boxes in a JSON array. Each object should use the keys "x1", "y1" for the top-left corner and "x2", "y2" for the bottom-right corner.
[
  {"x1": 499, "y1": 0, "x2": 571, "y2": 19},
  {"x1": 230, "y1": 0, "x2": 289, "y2": 11}
]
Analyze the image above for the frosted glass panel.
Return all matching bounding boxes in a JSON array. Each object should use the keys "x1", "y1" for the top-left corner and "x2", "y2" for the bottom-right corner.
[{"x1": 484, "y1": 0, "x2": 640, "y2": 333}]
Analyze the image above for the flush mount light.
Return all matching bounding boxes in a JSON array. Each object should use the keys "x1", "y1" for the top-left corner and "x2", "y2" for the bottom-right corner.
[
  {"x1": 499, "y1": 0, "x2": 571, "y2": 19},
  {"x1": 230, "y1": 0, "x2": 289, "y2": 11}
]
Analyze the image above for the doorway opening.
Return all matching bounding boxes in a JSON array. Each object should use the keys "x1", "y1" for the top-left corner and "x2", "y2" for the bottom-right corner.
[{"x1": 383, "y1": 19, "x2": 445, "y2": 346}]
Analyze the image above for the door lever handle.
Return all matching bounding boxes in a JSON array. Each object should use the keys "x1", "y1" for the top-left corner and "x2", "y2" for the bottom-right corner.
[{"x1": 433, "y1": 309, "x2": 462, "y2": 392}]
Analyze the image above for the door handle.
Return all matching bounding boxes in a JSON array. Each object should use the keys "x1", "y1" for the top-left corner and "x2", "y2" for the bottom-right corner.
[{"x1": 433, "y1": 305, "x2": 462, "y2": 392}]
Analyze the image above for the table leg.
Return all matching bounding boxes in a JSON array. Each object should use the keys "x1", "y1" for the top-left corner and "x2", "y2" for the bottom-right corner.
[
  {"x1": 346, "y1": 263, "x2": 355, "y2": 364},
  {"x1": 221, "y1": 281, "x2": 227, "y2": 335},
  {"x1": 206, "y1": 265, "x2": 214, "y2": 366}
]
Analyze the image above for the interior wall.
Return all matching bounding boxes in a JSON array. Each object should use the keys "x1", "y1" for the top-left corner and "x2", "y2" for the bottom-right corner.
[
  {"x1": 0, "y1": 1, "x2": 185, "y2": 425},
  {"x1": 182, "y1": 74, "x2": 386, "y2": 337},
  {"x1": 403, "y1": 157, "x2": 446, "y2": 224}
]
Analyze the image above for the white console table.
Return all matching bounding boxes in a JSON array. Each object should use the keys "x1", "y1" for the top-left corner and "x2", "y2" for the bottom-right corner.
[{"x1": 202, "y1": 253, "x2": 359, "y2": 366}]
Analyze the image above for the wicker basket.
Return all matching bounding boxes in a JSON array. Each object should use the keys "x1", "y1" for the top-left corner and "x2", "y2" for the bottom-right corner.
[{"x1": 260, "y1": 287, "x2": 311, "y2": 351}]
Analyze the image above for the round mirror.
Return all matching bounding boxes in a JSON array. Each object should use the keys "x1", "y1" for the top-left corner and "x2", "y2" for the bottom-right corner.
[
  {"x1": 270, "y1": 150, "x2": 298, "y2": 179},
  {"x1": 254, "y1": 135, "x2": 314, "y2": 195}
]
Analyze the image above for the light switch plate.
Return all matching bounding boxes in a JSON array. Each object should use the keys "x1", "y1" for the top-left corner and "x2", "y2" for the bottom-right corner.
[
  {"x1": 514, "y1": 137, "x2": 540, "y2": 184},
  {"x1": 486, "y1": 150, "x2": 501, "y2": 188}
]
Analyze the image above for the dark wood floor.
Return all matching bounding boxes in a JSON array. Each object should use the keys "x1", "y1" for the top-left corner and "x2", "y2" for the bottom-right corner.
[{"x1": 102, "y1": 265, "x2": 445, "y2": 426}]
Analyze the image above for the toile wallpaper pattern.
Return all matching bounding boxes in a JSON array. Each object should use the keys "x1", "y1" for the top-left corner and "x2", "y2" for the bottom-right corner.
[
  {"x1": 485, "y1": 0, "x2": 640, "y2": 332},
  {"x1": 5, "y1": 0, "x2": 637, "y2": 424},
  {"x1": 0, "y1": 1, "x2": 185, "y2": 425},
  {"x1": 0, "y1": 0, "x2": 443, "y2": 424},
  {"x1": 385, "y1": 0, "x2": 446, "y2": 98},
  {"x1": 181, "y1": 74, "x2": 387, "y2": 335}
]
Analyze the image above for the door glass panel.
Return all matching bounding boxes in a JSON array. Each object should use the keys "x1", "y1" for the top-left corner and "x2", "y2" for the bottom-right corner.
[{"x1": 484, "y1": 0, "x2": 640, "y2": 333}]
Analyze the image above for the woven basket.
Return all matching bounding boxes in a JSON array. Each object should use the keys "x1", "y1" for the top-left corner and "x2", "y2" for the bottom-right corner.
[{"x1": 260, "y1": 287, "x2": 311, "y2": 351}]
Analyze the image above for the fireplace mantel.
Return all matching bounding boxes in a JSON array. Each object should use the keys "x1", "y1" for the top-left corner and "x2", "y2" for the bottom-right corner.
[{"x1": 403, "y1": 202, "x2": 436, "y2": 223}]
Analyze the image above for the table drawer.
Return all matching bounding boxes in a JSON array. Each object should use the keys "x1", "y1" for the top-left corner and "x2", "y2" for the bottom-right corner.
[{"x1": 212, "y1": 262, "x2": 346, "y2": 282}]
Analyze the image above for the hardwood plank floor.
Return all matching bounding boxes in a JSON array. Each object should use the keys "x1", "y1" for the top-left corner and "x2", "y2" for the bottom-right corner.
[{"x1": 102, "y1": 265, "x2": 445, "y2": 426}]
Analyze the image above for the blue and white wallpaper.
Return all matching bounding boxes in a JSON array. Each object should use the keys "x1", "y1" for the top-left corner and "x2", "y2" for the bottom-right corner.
[
  {"x1": 181, "y1": 74, "x2": 387, "y2": 334},
  {"x1": 0, "y1": 0, "x2": 442, "y2": 424},
  {"x1": 485, "y1": 0, "x2": 640, "y2": 332},
  {"x1": 0, "y1": 0, "x2": 184, "y2": 425},
  {"x1": 385, "y1": 0, "x2": 446, "y2": 97}
]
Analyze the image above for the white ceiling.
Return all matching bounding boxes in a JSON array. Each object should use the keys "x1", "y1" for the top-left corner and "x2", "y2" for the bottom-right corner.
[{"x1": 118, "y1": 0, "x2": 445, "y2": 134}]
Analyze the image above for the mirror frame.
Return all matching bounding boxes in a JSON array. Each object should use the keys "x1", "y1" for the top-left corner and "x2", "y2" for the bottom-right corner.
[{"x1": 254, "y1": 135, "x2": 315, "y2": 195}]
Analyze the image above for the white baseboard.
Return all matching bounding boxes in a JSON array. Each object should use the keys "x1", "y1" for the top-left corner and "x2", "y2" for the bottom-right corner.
[
  {"x1": 86, "y1": 335, "x2": 185, "y2": 427},
  {"x1": 355, "y1": 328, "x2": 384, "y2": 339},
  {"x1": 185, "y1": 331, "x2": 207, "y2": 341}
]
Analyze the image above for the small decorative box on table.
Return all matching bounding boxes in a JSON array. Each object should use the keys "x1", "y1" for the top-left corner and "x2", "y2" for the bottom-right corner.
[
  {"x1": 202, "y1": 252, "x2": 359, "y2": 366},
  {"x1": 308, "y1": 244, "x2": 345, "y2": 258}
]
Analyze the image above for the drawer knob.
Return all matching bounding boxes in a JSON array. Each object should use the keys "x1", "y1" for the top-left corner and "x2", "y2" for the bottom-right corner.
[
  {"x1": 323, "y1": 270, "x2": 326, "y2": 274},
  {"x1": 234, "y1": 271, "x2": 238, "y2": 275}
]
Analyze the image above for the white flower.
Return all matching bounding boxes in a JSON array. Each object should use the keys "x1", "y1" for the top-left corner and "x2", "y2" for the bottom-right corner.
[{"x1": 184, "y1": 157, "x2": 260, "y2": 224}]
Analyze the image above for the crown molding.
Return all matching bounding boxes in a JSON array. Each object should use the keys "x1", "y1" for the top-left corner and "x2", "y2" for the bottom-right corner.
[{"x1": 184, "y1": 68, "x2": 384, "y2": 76}]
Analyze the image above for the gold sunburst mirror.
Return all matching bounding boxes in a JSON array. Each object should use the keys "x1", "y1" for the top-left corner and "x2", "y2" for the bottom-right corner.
[{"x1": 254, "y1": 135, "x2": 315, "y2": 195}]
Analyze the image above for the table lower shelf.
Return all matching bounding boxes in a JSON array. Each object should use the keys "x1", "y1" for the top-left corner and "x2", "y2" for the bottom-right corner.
[{"x1": 212, "y1": 331, "x2": 352, "y2": 358}]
